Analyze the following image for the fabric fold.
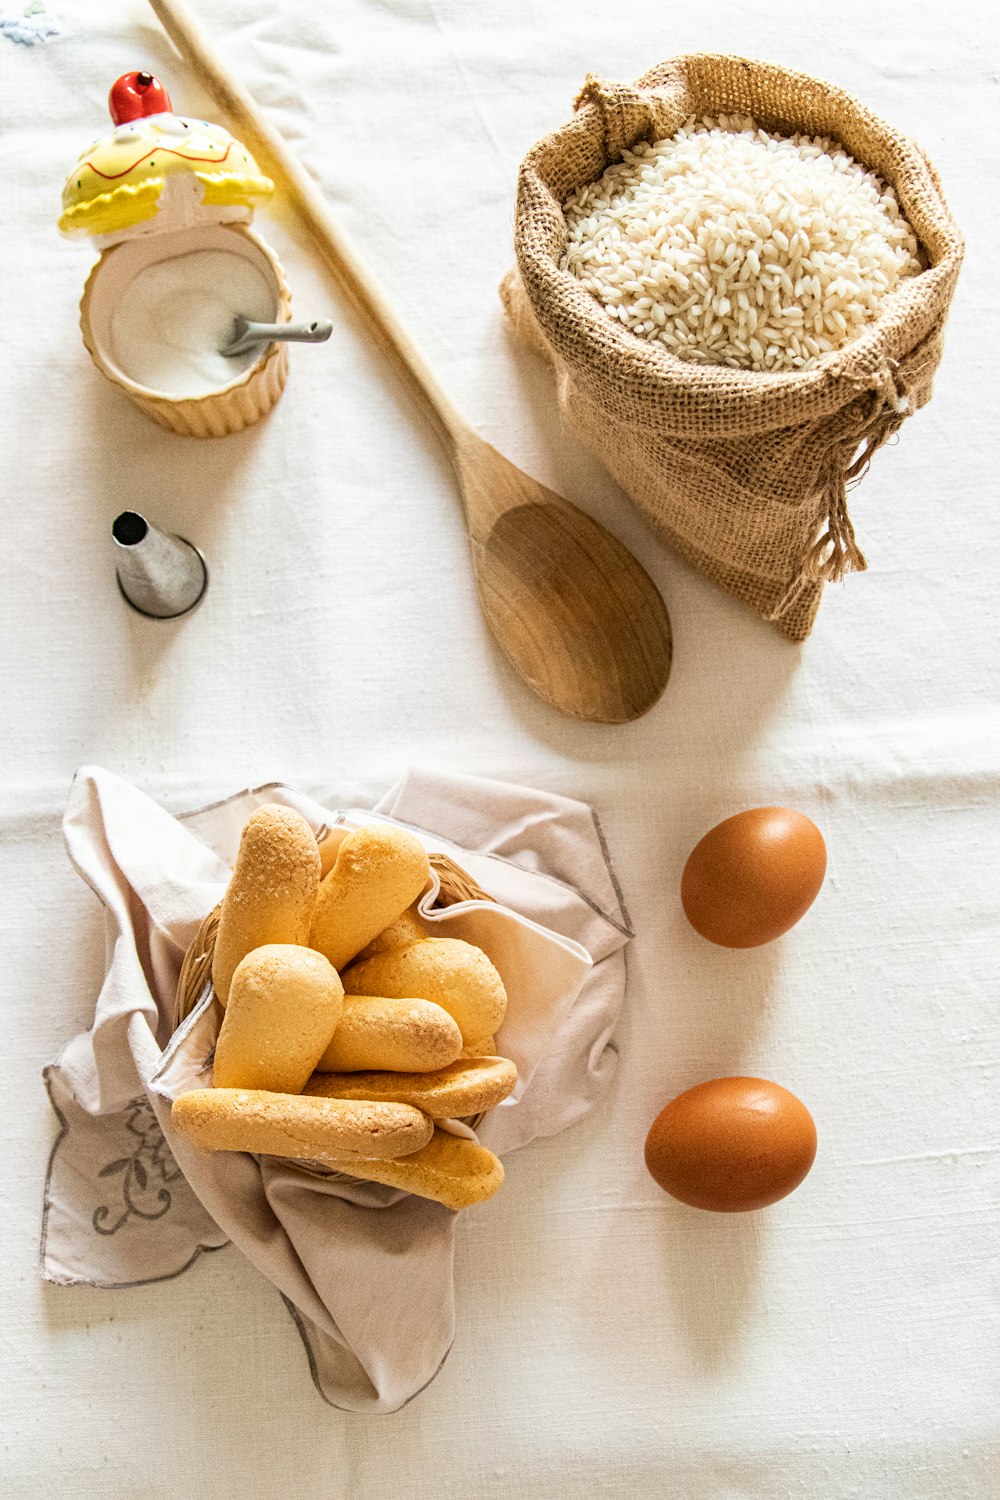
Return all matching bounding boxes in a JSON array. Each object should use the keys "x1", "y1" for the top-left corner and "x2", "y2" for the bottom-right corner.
[{"x1": 41, "y1": 767, "x2": 631, "y2": 1411}]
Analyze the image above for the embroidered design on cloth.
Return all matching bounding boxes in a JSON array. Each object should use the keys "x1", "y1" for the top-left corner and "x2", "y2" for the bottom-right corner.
[
  {"x1": 0, "y1": 1, "x2": 61, "y2": 44},
  {"x1": 93, "y1": 1097, "x2": 184, "y2": 1237},
  {"x1": 41, "y1": 1060, "x2": 229, "y2": 1291},
  {"x1": 39, "y1": 767, "x2": 632, "y2": 1412}
]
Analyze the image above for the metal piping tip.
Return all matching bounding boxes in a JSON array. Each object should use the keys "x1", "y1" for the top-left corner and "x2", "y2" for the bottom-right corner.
[{"x1": 112, "y1": 511, "x2": 208, "y2": 619}]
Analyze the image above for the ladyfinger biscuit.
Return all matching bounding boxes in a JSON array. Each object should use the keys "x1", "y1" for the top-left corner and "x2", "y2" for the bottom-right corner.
[
  {"x1": 309, "y1": 825, "x2": 430, "y2": 972},
  {"x1": 354, "y1": 903, "x2": 429, "y2": 963},
  {"x1": 315, "y1": 994, "x2": 463, "y2": 1073},
  {"x1": 171, "y1": 1088, "x2": 433, "y2": 1163},
  {"x1": 305, "y1": 1056, "x2": 517, "y2": 1118},
  {"x1": 212, "y1": 805, "x2": 321, "y2": 1006},
  {"x1": 316, "y1": 832, "x2": 339, "y2": 879},
  {"x1": 461, "y1": 1036, "x2": 497, "y2": 1058},
  {"x1": 213, "y1": 945, "x2": 344, "y2": 1094},
  {"x1": 323, "y1": 1128, "x2": 504, "y2": 1210},
  {"x1": 343, "y1": 939, "x2": 507, "y2": 1048}
]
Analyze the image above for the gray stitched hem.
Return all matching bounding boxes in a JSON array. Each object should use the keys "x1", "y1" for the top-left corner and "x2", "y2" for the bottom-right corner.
[
  {"x1": 172, "y1": 778, "x2": 634, "y2": 938},
  {"x1": 281, "y1": 1294, "x2": 455, "y2": 1414},
  {"x1": 39, "y1": 1064, "x2": 230, "y2": 1290}
]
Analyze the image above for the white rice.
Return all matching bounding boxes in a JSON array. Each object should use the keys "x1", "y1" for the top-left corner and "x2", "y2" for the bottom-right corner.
[{"x1": 561, "y1": 114, "x2": 922, "y2": 372}]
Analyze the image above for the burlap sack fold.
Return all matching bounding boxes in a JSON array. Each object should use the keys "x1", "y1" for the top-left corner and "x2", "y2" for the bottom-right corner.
[{"x1": 501, "y1": 55, "x2": 963, "y2": 639}]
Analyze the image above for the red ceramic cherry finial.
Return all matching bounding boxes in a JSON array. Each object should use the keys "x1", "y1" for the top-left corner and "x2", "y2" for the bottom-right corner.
[{"x1": 108, "y1": 71, "x2": 172, "y2": 126}]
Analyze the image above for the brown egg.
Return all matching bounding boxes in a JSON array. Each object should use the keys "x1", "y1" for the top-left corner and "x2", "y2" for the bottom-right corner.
[
  {"x1": 681, "y1": 806, "x2": 826, "y2": 948},
  {"x1": 644, "y1": 1077, "x2": 817, "y2": 1212}
]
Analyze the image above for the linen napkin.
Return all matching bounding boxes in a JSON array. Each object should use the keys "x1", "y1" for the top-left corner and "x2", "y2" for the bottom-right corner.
[{"x1": 41, "y1": 766, "x2": 631, "y2": 1412}]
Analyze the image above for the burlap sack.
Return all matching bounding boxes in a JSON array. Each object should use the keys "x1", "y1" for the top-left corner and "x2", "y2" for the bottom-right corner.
[{"x1": 501, "y1": 56, "x2": 963, "y2": 639}]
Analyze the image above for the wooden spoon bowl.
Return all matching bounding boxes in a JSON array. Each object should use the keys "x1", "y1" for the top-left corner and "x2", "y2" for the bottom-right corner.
[
  {"x1": 459, "y1": 437, "x2": 671, "y2": 720},
  {"x1": 150, "y1": 0, "x2": 673, "y2": 722}
]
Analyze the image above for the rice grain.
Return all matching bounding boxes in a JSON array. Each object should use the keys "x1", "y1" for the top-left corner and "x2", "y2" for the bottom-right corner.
[{"x1": 561, "y1": 115, "x2": 922, "y2": 371}]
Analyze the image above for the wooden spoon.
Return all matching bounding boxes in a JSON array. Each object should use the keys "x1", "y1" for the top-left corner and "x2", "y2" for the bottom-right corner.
[{"x1": 149, "y1": 0, "x2": 673, "y2": 722}]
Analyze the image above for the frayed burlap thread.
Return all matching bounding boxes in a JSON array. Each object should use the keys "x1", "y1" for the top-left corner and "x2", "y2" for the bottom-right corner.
[{"x1": 501, "y1": 56, "x2": 963, "y2": 640}]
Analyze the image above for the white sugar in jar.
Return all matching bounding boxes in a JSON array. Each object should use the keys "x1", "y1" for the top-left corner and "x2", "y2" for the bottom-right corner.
[
  {"x1": 62, "y1": 75, "x2": 291, "y2": 437},
  {"x1": 110, "y1": 247, "x2": 275, "y2": 398},
  {"x1": 81, "y1": 222, "x2": 292, "y2": 437}
]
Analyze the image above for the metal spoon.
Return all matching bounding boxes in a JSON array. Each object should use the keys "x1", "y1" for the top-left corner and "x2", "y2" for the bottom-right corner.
[{"x1": 220, "y1": 316, "x2": 333, "y2": 358}]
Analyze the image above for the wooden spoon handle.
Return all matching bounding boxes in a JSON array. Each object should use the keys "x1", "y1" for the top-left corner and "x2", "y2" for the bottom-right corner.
[{"x1": 148, "y1": 0, "x2": 466, "y2": 451}]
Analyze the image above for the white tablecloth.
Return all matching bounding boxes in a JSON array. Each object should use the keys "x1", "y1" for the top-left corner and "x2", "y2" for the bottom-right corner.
[{"x1": 2, "y1": 0, "x2": 997, "y2": 1494}]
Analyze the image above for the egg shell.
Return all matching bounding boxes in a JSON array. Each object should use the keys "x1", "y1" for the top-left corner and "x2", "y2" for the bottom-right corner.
[
  {"x1": 644, "y1": 1077, "x2": 817, "y2": 1212},
  {"x1": 681, "y1": 806, "x2": 826, "y2": 948}
]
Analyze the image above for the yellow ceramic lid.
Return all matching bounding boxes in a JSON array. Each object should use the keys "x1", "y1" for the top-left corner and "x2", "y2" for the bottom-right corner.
[{"x1": 60, "y1": 71, "x2": 273, "y2": 240}]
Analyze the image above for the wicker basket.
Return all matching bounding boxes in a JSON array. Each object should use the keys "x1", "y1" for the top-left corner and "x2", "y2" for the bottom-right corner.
[{"x1": 173, "y1": 846, "x2": 500, "y2": 1169}]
